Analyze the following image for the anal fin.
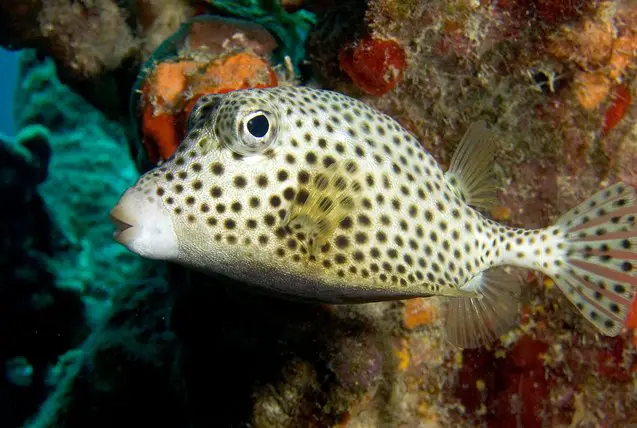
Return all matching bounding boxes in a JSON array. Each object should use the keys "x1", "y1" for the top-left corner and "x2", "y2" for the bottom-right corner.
[
  {"x1": 284, "y1": 160, "x2": 362, "y2": 255},
  {"x1": 443, "y1": 266, "x2": 523, "y2": 348},
  {"x1": 434, "y1": 286, "x2": 481, "y2": 298},
  {"x1": 445, "y1": 120, "x2": 498, "y2": 210}
]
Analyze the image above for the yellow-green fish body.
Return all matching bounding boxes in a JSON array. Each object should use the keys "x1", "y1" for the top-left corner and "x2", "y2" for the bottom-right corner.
[{"x1": 111, "y1": 87, "x2": 637, "y2": 348}]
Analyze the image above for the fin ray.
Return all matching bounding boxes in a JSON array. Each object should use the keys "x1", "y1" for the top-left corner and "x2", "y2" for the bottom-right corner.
[
  {"x1": 553, "y1": 183, "x2": 637, "y2": 336},
  {"x1": 557, "y1": 183, "x2": 637, "y2": 228},
  {"x1": 445, "y1": 120, "x2": 498, "y2": 210},
  {"x1": 443, "y1": 266, "x2": 523, "y2": 348}
]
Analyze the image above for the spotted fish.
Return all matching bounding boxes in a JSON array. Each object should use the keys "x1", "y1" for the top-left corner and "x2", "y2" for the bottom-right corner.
[{"x1": 110, "y1": 86, "x2": 637, "y2": 348}]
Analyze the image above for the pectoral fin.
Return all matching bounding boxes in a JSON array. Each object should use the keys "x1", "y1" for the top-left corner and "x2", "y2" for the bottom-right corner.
[{"x1": 284, "y1": 160, "x2": 362, "y2": 255}]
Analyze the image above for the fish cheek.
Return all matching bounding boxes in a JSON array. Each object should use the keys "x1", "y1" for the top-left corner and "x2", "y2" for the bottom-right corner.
[{"x1": 173, "y1": 220, "x2": 220, "y2": 269}]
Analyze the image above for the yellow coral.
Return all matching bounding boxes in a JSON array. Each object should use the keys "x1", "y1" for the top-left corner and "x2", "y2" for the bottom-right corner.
[
  {"x1": 491, "y1": 205, "x2": 511, "y2": 221},
  {"x1": 403, "y1": 298, "x2": 439, "y2": 329},
  {"x1": 573, "y1": 71, "x2": 611, "y2": 110},
  {"x1": 547, "y1": 20, "x2": 613, "y2": 70},
  {"x1": 543, "y1": 277, "x2": 554, "y2": 290},
  {"x1": 395, "y1": 338, "x2": 410, "y2": 371},
  {"x1": 609, "y1": 34, "x2": 637, "y2": 81}
]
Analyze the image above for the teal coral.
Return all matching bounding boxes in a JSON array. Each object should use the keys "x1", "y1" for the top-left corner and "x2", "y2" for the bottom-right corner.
[
  {"x1": 14, "y1": 50, "x2": 153, "y2": 321},
  {"x1": 0, "y1": 125, "x2": 50, "y2": 291},
  {"x1": 0, "y1": 125, "x2": 49, "y2": 196}
]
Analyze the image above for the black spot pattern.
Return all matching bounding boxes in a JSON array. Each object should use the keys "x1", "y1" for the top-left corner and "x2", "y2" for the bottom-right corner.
[{"x1": 130, "y1": 86, "x2": 537, "y2": 301}]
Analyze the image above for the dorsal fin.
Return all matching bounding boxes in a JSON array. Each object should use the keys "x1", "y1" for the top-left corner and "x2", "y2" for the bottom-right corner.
[
  {"x1": 284, "y1": 160, "x2": 362, "y2": 256},
  {"x1": 443, "y1": 266, "x2": 523, "y2": 348},
  {"x1": 445, "y1": 121, "x2": 498, "y2": 210}
]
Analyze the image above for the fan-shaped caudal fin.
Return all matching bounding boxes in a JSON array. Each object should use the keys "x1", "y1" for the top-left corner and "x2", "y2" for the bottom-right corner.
[{"x1": 553, "y1": 183, "x2": 637, "y2": 336}]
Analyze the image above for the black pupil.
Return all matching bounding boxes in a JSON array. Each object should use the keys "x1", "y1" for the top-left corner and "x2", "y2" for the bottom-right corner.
[{"x1": 247, "y1": 114, "x2": 269, "y2": 138}]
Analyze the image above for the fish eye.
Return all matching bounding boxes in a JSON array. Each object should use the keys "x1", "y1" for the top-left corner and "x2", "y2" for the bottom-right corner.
[
  {"x1": 230, "y1": 109, "x2": 277, "y2": 156},
  {"x1": 246, "y1": 113, "x2": 269, "y2": 138}
]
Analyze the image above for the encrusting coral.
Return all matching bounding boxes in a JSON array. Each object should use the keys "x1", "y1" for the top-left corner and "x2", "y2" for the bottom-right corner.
[{"x1": 133, "y1": 16, "x2": 282, "y2": 164}]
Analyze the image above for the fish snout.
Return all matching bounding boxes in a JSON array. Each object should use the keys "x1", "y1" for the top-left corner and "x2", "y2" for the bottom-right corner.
[
  {"x1": 110, "y1": 204, "x2": 135, "y2": 244},
  {"x1": 110, "y1": 188, "x2": 179, "y2": 261}
]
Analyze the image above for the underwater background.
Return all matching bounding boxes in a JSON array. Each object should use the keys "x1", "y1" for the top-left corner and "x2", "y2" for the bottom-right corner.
[
  {"x1": 0, "y1": 48, "x2": 17, "y2": 136},
  {"x1": 1, "y1": 1, "x2": 636, "y2": 427}
]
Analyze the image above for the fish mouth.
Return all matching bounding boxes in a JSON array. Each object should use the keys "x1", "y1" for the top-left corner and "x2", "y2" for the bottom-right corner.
[{"x1": 109, "y1": 206, "x2": 135, "y2": 243}]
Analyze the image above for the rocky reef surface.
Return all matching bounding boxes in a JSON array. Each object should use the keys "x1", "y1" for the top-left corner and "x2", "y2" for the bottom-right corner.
[{"x1": 0, "y1": 1, "x2": 635, "y2": 427}]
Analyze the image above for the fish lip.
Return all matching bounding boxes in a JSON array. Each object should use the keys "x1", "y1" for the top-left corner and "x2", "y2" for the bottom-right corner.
[{"x1": 109, "y1": 209, "x2": 134, "y2": 242}]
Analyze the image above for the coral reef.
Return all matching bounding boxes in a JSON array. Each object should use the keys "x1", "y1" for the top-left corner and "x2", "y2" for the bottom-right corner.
[
  {"x1": 133, "y1": 16, "x2": 282, "y2": 164},
  {"x1": 2, "y1": 0, "x2": 636, "y2": 427},
  {"x1": 0, "y1": 0, "x2": 140, "y2": 78},
  {"x1": 1, "y1": 49, "x2": 159, "y2": 428},
  {"x1": 14, "y1": 50, "x2": 153, "y2": 316},
  {"x1": 339, "y1": 35, "x2": 407, "y2": 96},
  {"x1": 24, "y1": 277, "x2": 183, "y2": 428},
  {"x1": 0, "y1": 123, "x2": 86, "y2": 428},
  {"x1": 0, "y1": 0, "x2": 313, "y2": 121},
  {"x1": 199, "y1": 0, "x2": 316, "y2": 69}
]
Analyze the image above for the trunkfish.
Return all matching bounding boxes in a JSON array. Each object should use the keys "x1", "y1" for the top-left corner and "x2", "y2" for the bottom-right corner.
[{"x1": 111, "y1": 86, "x2": 637, "y2": 348}]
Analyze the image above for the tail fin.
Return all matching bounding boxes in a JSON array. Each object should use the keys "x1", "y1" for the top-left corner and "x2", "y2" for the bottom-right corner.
[{"x1": 553, "y1": 183, "x2": 637, "y2": 335}]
